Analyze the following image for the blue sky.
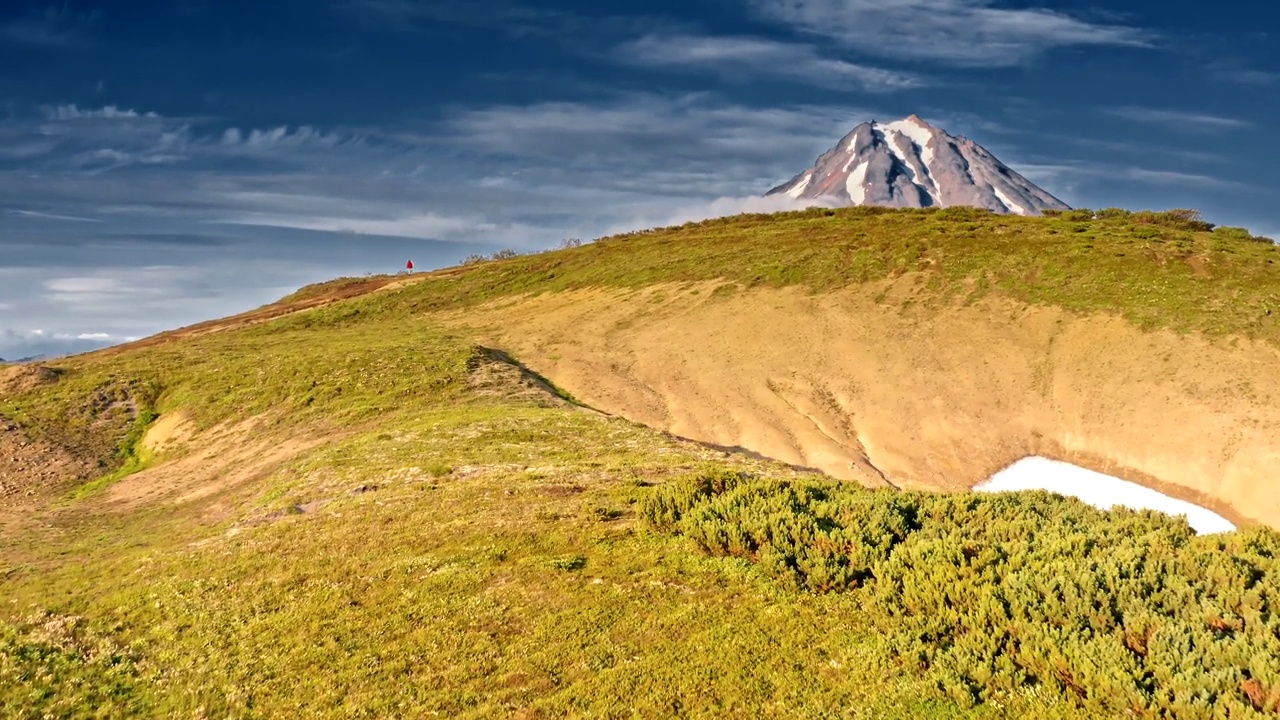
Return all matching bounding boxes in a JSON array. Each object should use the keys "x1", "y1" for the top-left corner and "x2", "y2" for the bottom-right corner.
[{"x1": 0, "y1": 0, "x2": 1276, "y2": 358}]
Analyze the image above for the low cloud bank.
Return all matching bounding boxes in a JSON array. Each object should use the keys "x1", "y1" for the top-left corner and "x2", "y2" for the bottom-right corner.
[{"x1": 0, "y1": 328, "x2": 124, "y2": 361}]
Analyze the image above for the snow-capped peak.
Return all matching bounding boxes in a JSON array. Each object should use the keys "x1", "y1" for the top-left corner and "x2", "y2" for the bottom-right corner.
[{"x1": 767, "y1": 115, "x2": 1069, "y2": 216}]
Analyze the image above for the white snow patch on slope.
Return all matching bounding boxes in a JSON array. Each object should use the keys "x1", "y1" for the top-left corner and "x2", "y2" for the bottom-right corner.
[
  {"x1": 846, "y1": 162, "x2": 869, "y2": 204},
  {"x1": 884, "y1": 119, "x2": 935, "y2": 165},
  {"x1": 991, "y1": 185, "x2": 1029, "y2": 216},
  {"x1": 877, "y1": 125, "x2": 939, "y2": 204},
  {"x1": 976, "y1": 457, "x2": 1236, "y2": 535},
  {"x1": 786, "y1": 172, "x2": 812, "y2": 199}
]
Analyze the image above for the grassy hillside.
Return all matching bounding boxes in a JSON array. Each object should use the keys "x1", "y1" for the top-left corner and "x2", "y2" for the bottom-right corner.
[
  {"x1": 2, "y1": 208, "x2": 1279, "y2": 718},
  {"x1": 375, "y1": 206, "x2": 1280, "y2": 340}
]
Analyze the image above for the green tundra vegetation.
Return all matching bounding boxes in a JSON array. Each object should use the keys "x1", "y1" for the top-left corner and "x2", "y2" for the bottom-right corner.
[
  {"x1": 643, "y1": 470, "x2": 1280, "y2": 717},
  {"x1": 2, "y1": 207, "x2": 1279, "y2": 718}
]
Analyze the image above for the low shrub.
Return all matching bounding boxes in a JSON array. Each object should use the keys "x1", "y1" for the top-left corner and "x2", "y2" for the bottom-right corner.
[
  {"x1": 643, "y1": 473, "x2": 1280, "y2": 716},
  {"x1": 1131, "y1": 209, "x2": 1216, "y2": 233},
  {"x1": 548, "y1": 555, "x2": 587, "y2": 571}
]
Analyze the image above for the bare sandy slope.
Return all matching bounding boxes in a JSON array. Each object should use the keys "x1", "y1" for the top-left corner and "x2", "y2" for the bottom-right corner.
[
  {"x1": 102, "y1": 414, "x2": 328, "y2": 520},
  {"x1": 444, "y1": 277, "x2": 1280, "y2": 528}
]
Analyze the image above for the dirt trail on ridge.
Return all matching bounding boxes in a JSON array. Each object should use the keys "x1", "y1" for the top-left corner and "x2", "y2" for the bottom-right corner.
[{"x1": 444, "y1": 278, "x2": 1280, "y2": 529}]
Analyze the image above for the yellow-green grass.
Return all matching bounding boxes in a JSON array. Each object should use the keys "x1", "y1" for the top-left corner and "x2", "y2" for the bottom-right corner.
[
  {"x1": 365, "y1": 206, "x2": 1280, "y2": 342},
  {"x1": 10, "y1": 207, "x2": 1280, "y2": 488},
  {"x1": 4, "y1": 401, "x2": 1060, "y2": 718},
  {"x1": 4, "y1": 207, "x2": 1280, "y2": 718}
]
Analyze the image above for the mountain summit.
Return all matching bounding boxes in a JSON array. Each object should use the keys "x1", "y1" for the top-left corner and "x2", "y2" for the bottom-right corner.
[{"x1": 767, "y1": 115, "x2": 1070, "y2": 216}]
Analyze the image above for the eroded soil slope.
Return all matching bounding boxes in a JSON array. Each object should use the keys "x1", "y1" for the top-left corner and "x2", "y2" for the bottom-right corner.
[
  {"x1": 449, "y1": 277, "x2": 1279, "y2": 528},
  {"x1": 0, "y1": 417, "x2": 93, "y2": 508},
  {"x1": 1, "y1": 365, "x2": 95, "y2": 510}
]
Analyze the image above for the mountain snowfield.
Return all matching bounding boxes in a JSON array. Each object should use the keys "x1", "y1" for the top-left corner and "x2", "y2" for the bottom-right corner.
[
  {"x1": 977, "y1": 457, "x2": 1237, "y2": 535},
  {"x1": 768, "y1": 114, "x2": 1070, "y2": 216}
]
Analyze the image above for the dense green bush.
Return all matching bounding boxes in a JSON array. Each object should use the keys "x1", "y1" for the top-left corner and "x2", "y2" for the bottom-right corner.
[
  {"x1": 638, "y1": 467, "x2": 750, "y2": 532},
  {"x1": 1131, "y1": 209, "x2": 1216, "y2": 232},
  {"x1": 644, "y1": 473, "x2": 1280, "y2": 717}
]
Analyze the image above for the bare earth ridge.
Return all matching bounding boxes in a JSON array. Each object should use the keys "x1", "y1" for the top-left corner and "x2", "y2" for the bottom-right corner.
[{"x1": 445, "y1": 277, "x2": 1277, "y2": 528}]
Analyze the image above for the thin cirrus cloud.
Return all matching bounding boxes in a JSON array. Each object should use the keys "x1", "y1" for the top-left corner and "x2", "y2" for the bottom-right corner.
[
  {"x1": 41, "y1": 104, "x2": 160, "y2": 121},
  {"x1": 1216, "y1": 69, "x2": 1279, "y2": 86},
  {"x1": 614, "y1": 34, "x2": 923, "y2": 92},
  {"x1": 1121, "y1": 168, "x2": 1242, "y2": 189},
  {"x1": 445, "y1": 93, "x2": 870, "y2": 173},
  {"x1": 12, "y1": 105, "x2": 367, "y2": 175},
  {"x1": 6, "y1": 209, "x2": 103, "y2": 223},
  {"x1": 745, "y1": 0, "x2": 1152, "y2": 66},
  {"x1": 1105, "y1": 106, "x2": 1252, "y2": 132},
  {"x1": 1016, "y1": 162, "x2": 1243, "y2": 195},
  {"x1": 222, "y1": 206, "x2": 501, "y2": 241},
  {"x1": 438, "y1": 92, "x2": 861, "y2": 233}
]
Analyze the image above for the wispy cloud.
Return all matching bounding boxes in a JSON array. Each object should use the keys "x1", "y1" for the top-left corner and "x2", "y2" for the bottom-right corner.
[
  {"x1": 219, "y1": 125, "x2": 358, "y2": 149},
  {"x1": 6, "y1": 209, "x2": 102, "y2": 222},
  {"x1": 0, "y1": 4, "x2": 100, "y2": 47},
  {"x1": 1017, "y1": 162, "x2": 1242, "y2": 191},
  {"x1": 11, "y1": 105, "x2": 370, "y2": 175},
  {"x1": 615, "y1": 34, "x2": 922, "y2": 92},
  {"x1": 1121, "y1": 168, "x2": 1241, "y2": 189},
  {"x1": 40, "y1": 272, "x2": 222, "y2": 310},
  {"x1": 340, "y1": 0, "x2": 661, "y2": 41},
  {"x1": 222, "y1": 200, "x2": 501, "y2": 241},
  {"x1": 1106, "y1": 106, "x2": 1251, "y2": 132},
  {"x1": 41, "y1": 104, "x2": 160, "y2": 120},
  {"x1": 1206, "y1": 63, "x2": 1279, "y2": 87},
  {"x1": 746, "y1": 0, "x2": 1151, "y2": 66},
  {"x1": 446, "y1": 93, "x2": 870, "y2": 180}
]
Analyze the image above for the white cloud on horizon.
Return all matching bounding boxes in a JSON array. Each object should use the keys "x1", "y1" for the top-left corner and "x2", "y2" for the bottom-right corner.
[
  {"x1": 0, "y1": 328, "x2": 122, "y2": 361},
  {"x1": 746, "y1": 0, "x2": 1151, "y2": 66},
  {"x1": 615, "y1": 34, "x2": 923, "y2": 92}
]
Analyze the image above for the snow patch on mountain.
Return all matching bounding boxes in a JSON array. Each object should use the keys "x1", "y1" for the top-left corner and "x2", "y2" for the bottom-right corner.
[
  {"x1": 767, "y1": 115, "x2": 1069, "y2": 215},
  {"x1": 992, "y1": 186, "x2": 1028, "y2": 216},
  {"x1": 846, "y1": 162, "x2": 869, "y2": 204},
  {"x1": 978, "y1": 457, "x2": 1236, "y2": 535},
  {"x1": 884, "y1": 116, "x2": 936, "y2": 165},
  {"x1": 785, "y1": 172, "x2": 813, "y2": 199}
]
